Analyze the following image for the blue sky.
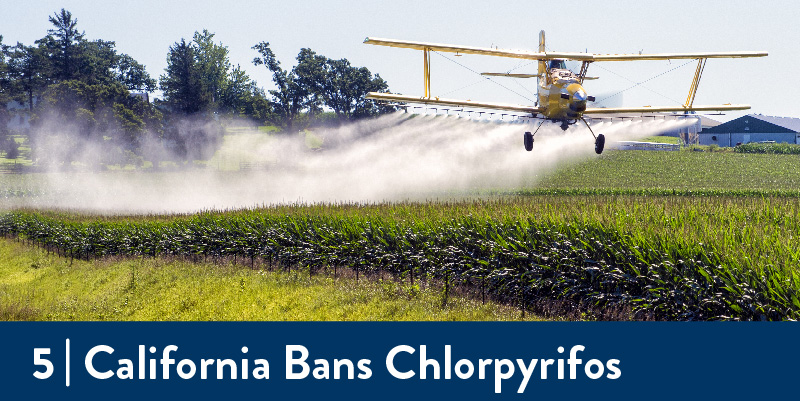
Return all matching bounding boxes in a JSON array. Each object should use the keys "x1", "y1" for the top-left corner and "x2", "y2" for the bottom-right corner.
[{"x1": 2, "y1": 0, "x2": 796, "y2": 121}]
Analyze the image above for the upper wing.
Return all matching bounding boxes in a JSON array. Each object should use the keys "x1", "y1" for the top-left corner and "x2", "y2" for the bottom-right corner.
[
  {"x1": 591, "y1": 51, "x2": 768, "y2": 61},
  {"x1": 365, "y1": 92, "x2": 542, "y2": 114},
  {"x1": 364, "y1": 37, "x2": 767, "y2": 61},
  {"x1": 364, "y1": 37, "x2": 591, "y2": 61},
  {"x1": 584, "y1": 104, "x2": 751, "y2": 114}
]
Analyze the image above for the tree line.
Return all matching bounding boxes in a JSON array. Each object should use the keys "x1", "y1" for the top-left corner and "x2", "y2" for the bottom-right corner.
[{"x1": 0, "y1": 9, "x2": 393, "y2": 166}]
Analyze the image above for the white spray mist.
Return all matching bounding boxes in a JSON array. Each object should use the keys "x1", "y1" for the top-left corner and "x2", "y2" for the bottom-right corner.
[{"x1": 4, "y1": 112, "x2": 694, "y2": 214}]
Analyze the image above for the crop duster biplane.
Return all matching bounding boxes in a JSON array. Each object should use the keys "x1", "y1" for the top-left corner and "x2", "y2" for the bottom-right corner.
[{"x1": 363, "y1": 31, "x2": 767, "y2": 154}]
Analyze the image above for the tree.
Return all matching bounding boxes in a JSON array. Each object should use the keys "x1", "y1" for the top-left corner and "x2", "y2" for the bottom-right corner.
[
  {"x1": 295, "y1": 49, "x2": 392, "y2": 120},
  {"x1": 36, "y1": 9, "x2": 155, "y2": 91},
  {"x1": 41, "y1": 8, "x2": 85, "y2": 82},
  {"x1": 161, "y1": 31, "x2": 257, "y2": 116},
  {"x1": 159, "y1": 31, "x2": 266, "y2": 161},
  {"x1": 0, "y1": 36, "x2": 10, "y2": 138},
  {"x1": 253, "y1": 45, "x2": 393, "y2": 129},
  {"x1": 77, "y1": 39, "x2": 120, "y2": 86},
  {"x1": 252, "y1": 42, "x2": 317, "y2": 132},
  {"x1": 37, "y1": 81, "x2": 156, "y2": 140},
  {"x1": 1, "y1": 9, "x2": 163, "y2": 167},
  {"x1": 219, "y1": 64, "x2": 259, "y2": 115},
  {"x1": 116, "y1": 54, "x2": 157, "y2": 92},
  {"x1": 4, "y1": 43, "x2": 49, "y2": 111},
  {"x1": 160, "y1": 39, "x2": 209, "y2": 114},
  {"x1": 193, "y1": 30, "x2": 230, "y2": 107}
]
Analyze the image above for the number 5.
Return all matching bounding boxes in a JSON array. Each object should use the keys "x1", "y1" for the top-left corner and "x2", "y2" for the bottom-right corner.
[{"x1": 33, "y1": 348, "x2": 54, "y2": 379}]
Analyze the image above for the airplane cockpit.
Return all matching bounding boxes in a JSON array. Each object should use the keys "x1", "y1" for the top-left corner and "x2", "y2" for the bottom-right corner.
[
  {"x1": 547, "y1": 59, "x2": 578, "y2": 84},
  {"x1": 548, "y1": 59, "x2": 567, "y2": 70}
]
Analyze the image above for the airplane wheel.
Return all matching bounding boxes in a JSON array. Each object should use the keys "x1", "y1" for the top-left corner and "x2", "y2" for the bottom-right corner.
[
  {"x1": 595, "y1": 134, "x2": 605, "y2": 154},
  {"x1": 524, "y1": 132, "x2": 534, "y2": 151}
]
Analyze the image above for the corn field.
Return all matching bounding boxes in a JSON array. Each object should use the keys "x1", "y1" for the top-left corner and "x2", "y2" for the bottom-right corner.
[{"x1": 2, "y1": 196, "x2": 799, "y2": 320}]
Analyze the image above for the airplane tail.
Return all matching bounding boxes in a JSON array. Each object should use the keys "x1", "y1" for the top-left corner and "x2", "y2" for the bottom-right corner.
[{"x1": 538, "y1": 30, "x2": 546, "y2": 76}]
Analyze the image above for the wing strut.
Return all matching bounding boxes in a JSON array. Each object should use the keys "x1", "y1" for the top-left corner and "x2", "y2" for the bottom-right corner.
[
  {"x1": 685, "y1": 58, "x2": 707, "y2": 108},
  {"x1": 578, "y1": 61, "x2": 592, "y2": 84},
  {"x1": 423, "y1": 48, "x2": 431, "y2": 99}
]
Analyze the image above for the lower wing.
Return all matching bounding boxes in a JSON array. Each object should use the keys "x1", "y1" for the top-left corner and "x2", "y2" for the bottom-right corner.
[
  {"x1": 367, "y1": 92, "x2": 749, "y2": 116},
  {"x1": 584, "y1": 104, "x2": 750, "y2": 114},
  {"x1": 365, "y1": 92, "x2": 543, "y2": 114}
]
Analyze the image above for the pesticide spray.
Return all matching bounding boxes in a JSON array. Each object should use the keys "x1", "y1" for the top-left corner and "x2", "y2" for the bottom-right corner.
[{"x1": 5, "y1": 112, "x2": 694, "y2": 213}]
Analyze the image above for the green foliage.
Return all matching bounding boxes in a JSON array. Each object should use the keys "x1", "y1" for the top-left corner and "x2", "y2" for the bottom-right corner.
[
  {"x1": 734, "y1": 142, "x2": 800, "y2": 155},
  {"x1": 2, "y1": 196, "x2": 799, "y2": 321},
  {"x1": 41, "y1": 8, "x2": 86, "y2": 82},
  {"x1": 115, "y1": 54, "x2": 157, "y2": 92},
  {"x1": 0, "y1": 238, "x2": 531, "y2": 321},
  {"x1": 160, "y1": 39, "x2": 208, "y2": 114},
  {"x1": 2, "y1": 42, "x2": 49, "y2": 111},
  {"x1": 639, "y1": 136, "x2": 681, "y2": 144},
  {"x1": 1, "y1": 9, "x2": 163, "y2": 167},
  {"x1": 32, "y1": 80, "x2": 161, "y2": 157},
  {"x1": 3, "y1": 9, "x2": 394, "y2": 167},
  {"x1": 35, "y1": 9, "x2": 156, "y2": 90},
  {"x1": 533, "y1": 150, "x2": 800, "y2": 192},
  {"x1": 160, "y1": 31, "x2": 267, "y2": 121},
  {"x1": 294, "y1": 49, "x2": 393, "y2": 120},
  {"x1": 252, "y1": 43, "x2": 393, "y2": 131},
  {"x1": 253, "y1": 42, "x2": 315, "y2": 132}
]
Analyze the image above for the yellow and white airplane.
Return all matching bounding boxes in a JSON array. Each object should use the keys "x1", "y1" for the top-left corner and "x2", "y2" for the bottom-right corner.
[{"x1": 364, "y1": 31, "x2": 767, "y2": 154}]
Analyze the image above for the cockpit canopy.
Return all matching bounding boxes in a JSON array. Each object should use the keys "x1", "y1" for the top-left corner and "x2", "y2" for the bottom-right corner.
[{"x1": 548, "y1": 59, "x2": 567, "y2": 70}]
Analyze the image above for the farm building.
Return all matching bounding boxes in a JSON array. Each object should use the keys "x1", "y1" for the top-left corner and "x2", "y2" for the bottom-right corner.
[
  {"x1": 585, "y1": 112, "x2": 712, "y2": 137},
  {"x1": 699, "y1": 114, "x2": 800, "y2": 147}
]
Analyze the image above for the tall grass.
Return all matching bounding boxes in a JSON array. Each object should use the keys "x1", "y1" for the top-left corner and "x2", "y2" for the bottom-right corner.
[{"x1": 0, "y1": 239, "x2": 529, "y2": 321}]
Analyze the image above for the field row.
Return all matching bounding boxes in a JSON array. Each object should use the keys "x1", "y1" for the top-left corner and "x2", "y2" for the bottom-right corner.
[
  {"x1": 0, "y1": 238, "x2": 529, "y2": 321},
  {"x1": 2, "y1": 196, "x2": 799, "y2": 320},
  {"x1": 530, "y1": 151, "x2": 800, "y2": 192}
]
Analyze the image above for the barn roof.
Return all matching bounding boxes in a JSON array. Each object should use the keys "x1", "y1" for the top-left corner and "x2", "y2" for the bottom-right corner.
[
  {"x1": 702, "y1": 114, "x2": 800, "y2": 133},
  {"x1": 750, "y1": 114, "x2": 800, "y2": 132}
]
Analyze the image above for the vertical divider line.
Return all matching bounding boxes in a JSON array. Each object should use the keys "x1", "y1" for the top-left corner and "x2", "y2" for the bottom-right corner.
[{"x1": 65, "y1": 338, "x2": 71, "y2": 387}]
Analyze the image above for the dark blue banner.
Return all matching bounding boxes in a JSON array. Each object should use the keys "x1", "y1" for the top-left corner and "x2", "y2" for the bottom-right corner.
[{"x1": 1, "y1": 322, "x2": 796, "y2": 400}]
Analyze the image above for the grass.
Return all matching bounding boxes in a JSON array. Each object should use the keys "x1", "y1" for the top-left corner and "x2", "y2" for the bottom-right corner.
[
  {"x1": 0, "y1": 238, "x2": 538, "y2": 321},
  {"x1": 529, "y1": 150, "x2": 800, "y2": 192},
  {"x1": 639, "y1": 136, "x2": 681, "y2": 144},
  {"x1": 3, "y1": 194, "x2": 799, "y2": 320}
]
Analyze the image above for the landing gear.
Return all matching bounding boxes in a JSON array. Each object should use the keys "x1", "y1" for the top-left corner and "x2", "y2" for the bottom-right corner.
[
  {"x1": 524, "y1": 132, "x2": 534, "y2": 151},
  {"x1": 523, "y1": 121, "x2": 544, "y2": 152},
  {"x1": 580, "y1": 117, "x2": 605, "y2": 155},
  {"x1": 595, "y1": 134, "x2": 605, "y2": 155}
]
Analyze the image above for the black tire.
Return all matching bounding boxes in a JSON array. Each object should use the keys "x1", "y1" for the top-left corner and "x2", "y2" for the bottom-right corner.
[
  {"x1": 524, "y1": 132, "x2": 534, "y2": 151},
  {"x1": 595, "y1": 134, "x2": 605, "y2": 154}
]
